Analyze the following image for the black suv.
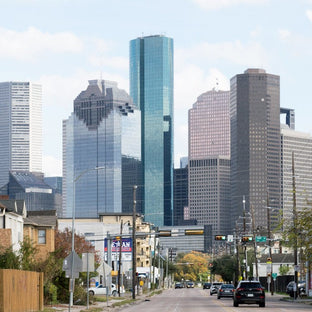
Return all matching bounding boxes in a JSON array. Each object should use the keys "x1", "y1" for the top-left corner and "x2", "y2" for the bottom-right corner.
[{"x1": 233, "y1": 281, "x2": 265, "y2": 307}]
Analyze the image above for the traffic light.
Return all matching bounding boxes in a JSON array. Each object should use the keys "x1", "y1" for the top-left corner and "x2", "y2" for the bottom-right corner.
[
  {"x1": 215, "y1": 235, "x2": 226, "y2": 241},
  {"x1": 241, "y1": 236, "x2": 253, "y2": 242}
]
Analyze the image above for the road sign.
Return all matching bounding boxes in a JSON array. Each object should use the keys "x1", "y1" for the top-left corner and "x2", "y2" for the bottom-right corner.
[
  {"x1": 272, "y1": 273, "x2": 277, "y2": 280},
  {"x1": 256, "y1": 236, "x2": 267, "y2": 242},
  {"x1": 63, "y1": 251, "x2": 83, "y2": 278}
]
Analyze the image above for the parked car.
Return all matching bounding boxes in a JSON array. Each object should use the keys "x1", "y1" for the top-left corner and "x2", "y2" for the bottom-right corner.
[
  {"x1": 203, "y1": 282, "x2": 211, "y2": 289},
  {"x1": 233, "y1": 280, "x2": 265, "y2": 307},
  {"x1": 175, "y1": 282, "x2": 184, "y2": 289},
  {"x1": 210, "y1": 282, "x2": 223, "y2": 295},
  {"x1": 217, "y1": 284, "x2": 235, "y2": 299},
  {"x1": 286, "y1": 281, "x2": 306, "y2": 297},
  {"x1": 88, "y1": 284, "x2": 117, "y2": 296},
  {"x1": 186, "y1": 281, "x2": 195, "y2": 288}
]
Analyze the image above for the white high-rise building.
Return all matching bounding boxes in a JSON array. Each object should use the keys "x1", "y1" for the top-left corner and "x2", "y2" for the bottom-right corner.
[{"x1": 0, "y1": 82, "x2": 42, "y2": 187}]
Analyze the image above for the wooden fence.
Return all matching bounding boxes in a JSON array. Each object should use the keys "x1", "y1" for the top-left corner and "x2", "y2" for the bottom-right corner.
[{"x1": 0, "y1": 269, "x2": 44, "y2": 312}]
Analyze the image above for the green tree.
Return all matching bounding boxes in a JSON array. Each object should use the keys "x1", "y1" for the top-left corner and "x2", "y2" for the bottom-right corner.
[
  {"x1": 0, "y1": 246, "x2": 20, "y2": 269},
  {"x1": 211, "y1": 254, "x2": 237, "y2": 282}
]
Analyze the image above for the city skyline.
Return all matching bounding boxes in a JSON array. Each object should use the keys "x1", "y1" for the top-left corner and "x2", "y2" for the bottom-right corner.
[{"x1": 1, "y1": 1, "x2": 312, "y2": 176}]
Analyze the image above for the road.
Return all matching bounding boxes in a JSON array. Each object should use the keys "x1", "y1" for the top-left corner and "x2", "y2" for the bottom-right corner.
[{"x1": 118, "y1": 288, "x2": 312, "y2": 312}]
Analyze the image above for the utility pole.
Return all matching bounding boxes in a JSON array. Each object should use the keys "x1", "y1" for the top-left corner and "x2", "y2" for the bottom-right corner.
[
  {"x1": 118, "y1": 221, "x2": 123, "y2": 297},
  {"x1": 251, "y1": 204, "x2": 258, "y2": 279},
  {"x1": 132, "y1": 185, "x2": 137, "y2": 300},
  {"x1": 267, "y1": 192, "x2": 273, "y2": 295},
  {"x1": 292, "y1": 152, "x2": 298, "y2": 299},
  {"x1": 243, "y1": 196, "x2": 247, "y2": 280}
]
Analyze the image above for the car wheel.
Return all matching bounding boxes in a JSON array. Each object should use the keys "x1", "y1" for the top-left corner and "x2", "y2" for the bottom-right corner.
[
  {"x1": 233, "y1": 300, "x2": 238, "y2": 307},
  {"x1": 259, "y1": 302, "x2": 265, "y2": 307},
  {"x1": 217, "y1": 296, "x2": 220, "y2": 299},
  {"x1": 89, "y1": 290, "x2": 94, "y2": 296},
  {"x1": 112, "y1": 290, "x2": 117, "y2": 297},
  {"x1": 210, "y1": 293, "x2": 213, "y2": 296}
]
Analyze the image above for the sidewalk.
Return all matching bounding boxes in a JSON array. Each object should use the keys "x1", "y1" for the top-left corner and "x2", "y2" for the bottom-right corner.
[{"x1": 47, "y1": 290, "x2": 156, "y2": 311}]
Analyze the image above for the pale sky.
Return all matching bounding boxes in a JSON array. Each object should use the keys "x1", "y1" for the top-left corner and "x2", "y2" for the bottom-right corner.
[{"x1": 1, "y1": 0, "x2": 312, "y2": 176}]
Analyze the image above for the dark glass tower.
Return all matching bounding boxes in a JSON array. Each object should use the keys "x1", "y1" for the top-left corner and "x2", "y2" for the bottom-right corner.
[
  {"x1": 230, "y1": 69, "x2": 281, "y2": 230},
  {"x1": 63, "y1": 80, "x2": 141, "y2": 218},
  {"x1": 130, "y1": 35, "x2": 174, "y2": 226}
]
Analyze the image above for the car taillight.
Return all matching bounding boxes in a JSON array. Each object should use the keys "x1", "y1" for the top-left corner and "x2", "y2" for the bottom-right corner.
[{"x1": 237, "y1": 288, "x2": 243, "y2": 292}]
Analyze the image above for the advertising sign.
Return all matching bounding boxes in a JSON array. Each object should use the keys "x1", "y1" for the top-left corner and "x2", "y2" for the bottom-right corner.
[{"x1": 104, "y1": 238, "x2": 132, "y2": 262}]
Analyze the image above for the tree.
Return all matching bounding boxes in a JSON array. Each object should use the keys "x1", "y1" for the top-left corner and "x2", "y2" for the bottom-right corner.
[
  {"x1": 174, "y1": 251, "x2": 210, "y2": 282},
  {"x1": 210, "y1": 254, "x2": 237, "y2": 282}
]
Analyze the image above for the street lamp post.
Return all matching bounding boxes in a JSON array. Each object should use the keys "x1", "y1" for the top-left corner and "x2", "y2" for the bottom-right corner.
[{"x1": 69, "y1": 166, "x2": 105, "y2": 311}]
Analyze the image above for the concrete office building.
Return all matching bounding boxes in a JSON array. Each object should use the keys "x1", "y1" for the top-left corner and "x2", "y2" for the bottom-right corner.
[
  {"x1": 188, "y1": 89, "x2": 231, "y2": 234},
  {"x1": 0, "y1": 82, "x2": 42, "y2": 188},
  {"x1": 62, "y1": 80, "x2": 141, "y2": 218},
  {"x1": 230, "y1": 69, "x2": 281, "y2": 230},
  {"x1": 130, "y1": 35, "x2": 174, "y2": 226},
  {"x1": 281, "y1": 126, "x2": 312, "y2": 223}
]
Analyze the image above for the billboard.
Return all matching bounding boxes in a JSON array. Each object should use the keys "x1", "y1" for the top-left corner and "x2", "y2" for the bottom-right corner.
[{"x1": 104, "y1": 238, "x2": 132, "y2": 261}]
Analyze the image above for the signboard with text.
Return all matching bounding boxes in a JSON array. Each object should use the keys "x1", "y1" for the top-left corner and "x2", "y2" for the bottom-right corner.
[{"x1": 104, "y1": 238, "x2": 132, "y2": 262}]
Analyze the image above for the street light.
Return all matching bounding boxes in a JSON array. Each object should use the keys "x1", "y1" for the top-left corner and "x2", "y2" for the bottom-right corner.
[{"x1": 69, "y1": 166, "x2": 105, "y2": 311}]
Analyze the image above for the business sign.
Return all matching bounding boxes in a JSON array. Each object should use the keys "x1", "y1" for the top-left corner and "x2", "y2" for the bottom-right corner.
[{"x1": 104, "y1": 238, "x2": 132, "y2": 262}]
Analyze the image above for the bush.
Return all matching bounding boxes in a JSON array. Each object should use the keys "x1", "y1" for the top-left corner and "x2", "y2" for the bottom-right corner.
[{"x1": 44, "y1": 282, "x2": 58, "y2": 305}]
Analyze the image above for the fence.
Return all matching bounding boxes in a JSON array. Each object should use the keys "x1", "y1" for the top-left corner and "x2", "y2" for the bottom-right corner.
[{"x1": 0, "y1": 269, "x2": 44, "y2": 312}]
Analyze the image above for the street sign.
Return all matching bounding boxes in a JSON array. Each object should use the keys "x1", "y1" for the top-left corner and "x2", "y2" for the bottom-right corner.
[
  {"x1": 272, "y1": 273, "x2": 277, "y2": 280},
  {"x1": 256, "y1": 236, "x2": 267, "y2": 242},
  {"x1": 63, "y1": 251, "x2": 83, "y2": 278}
]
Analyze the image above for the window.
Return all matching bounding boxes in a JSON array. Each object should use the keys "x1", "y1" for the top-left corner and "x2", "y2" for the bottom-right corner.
[{"x1": 38, "y1": 229, "x2": 46, "y2": 244}]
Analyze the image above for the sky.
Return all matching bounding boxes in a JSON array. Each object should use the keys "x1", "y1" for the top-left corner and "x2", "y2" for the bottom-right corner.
[{"x1": 1, "y1": 0, "x2": 312, "y2": 177}]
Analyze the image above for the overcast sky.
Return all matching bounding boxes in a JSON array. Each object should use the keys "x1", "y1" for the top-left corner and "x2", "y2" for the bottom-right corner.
[{"x1": 1, "y1": 0, "x2": 312, "y2": 176}]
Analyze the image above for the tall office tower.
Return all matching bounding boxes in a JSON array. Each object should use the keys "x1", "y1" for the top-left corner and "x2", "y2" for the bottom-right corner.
[
  {"x1": 189, "y1": 89, "x2": 230, "y2": 159},
  {"x1": 173, "y1": 165, "x2": 188, "y2": 226},
  {"x1": 62, "y1": 80, "x2": 141, "y2": 218},
  {"x1": 0, "y1": 82, "x2": 42, "y2": 188},
  {"x1": 230, "y1": 69, "x2": 281, "y2": 231},
  {"x1": 188, "y1": 89, "x2": 231, "y2": 234},
  {"x1": 281, "y1": 126, "x2": 312, "y2": 223},
  {"x1": 130, "y1": 35, "x2": 174, "y2": 226}
]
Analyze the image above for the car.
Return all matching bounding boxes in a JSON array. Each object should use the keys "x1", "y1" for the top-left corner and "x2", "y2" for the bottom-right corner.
[
  {"x1": 210, "y1": 282, "x2": 223, "y2": 295},
  {"x1": 203, "y1": 282, "x2": 211, "y2": 289},
  {"x1": 175, "y1": 282, "x2": 184, "y2": 289},
  {"x1": 88, "y1": 283, "x2": 117, "y2": 296},
  {"x1": 286, "y1": 281, "x2": 306, "y2": 297},
  {"x1": 217, "y1": 284, "x2": 235, "y2": 299},
  {"x1": 233, "y1": 280, "x2": 265, "y2": 307},
  {"x1": 186, "y1": 281, "x2": 195, "y2": 288}
]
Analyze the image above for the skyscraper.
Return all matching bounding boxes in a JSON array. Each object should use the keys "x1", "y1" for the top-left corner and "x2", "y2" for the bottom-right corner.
[
  {"x1": 188, "y1": 89, "x2": 231, "y2": 234},
  {"x1": 230, "y1": 69, "x2": 281, "y2": 230},
  {"x1": 130, "y1": 35, "x2": 174, "y2": 226},
  {"x1": 281, "y1": 126, "x2": 312, "y2": 223},
  {"x1": 62, "y1": 80, "x2": 141, "y2": 218},
  {"x1": 0, "y1": 82, "x2": 42, "y2": 188}
]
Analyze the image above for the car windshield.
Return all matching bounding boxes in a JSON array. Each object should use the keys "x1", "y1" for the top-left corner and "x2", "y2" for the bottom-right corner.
[{"x1": 239, "y1": 282, "x2": 262, "y2": 288}]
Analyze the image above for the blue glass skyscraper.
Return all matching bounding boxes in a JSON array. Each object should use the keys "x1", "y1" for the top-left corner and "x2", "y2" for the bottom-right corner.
[
  {"x1": 130, "y1": 35, "x2": 174, "y2": 226},
  {"x1": 62, "y1": 80, "x2": 141, "y2": 218}
]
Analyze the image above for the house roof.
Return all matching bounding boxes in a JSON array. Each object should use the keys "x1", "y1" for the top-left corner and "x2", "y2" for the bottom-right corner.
[
  {"x1": 24, "y1": 210, "x2": 57, "y2": 227},
  {"x1": 0, "y1": 199, "x2": 26, "y2": 216},
  {"x1": 258, "y1": 253, "x2": 294, "y2": 263}
]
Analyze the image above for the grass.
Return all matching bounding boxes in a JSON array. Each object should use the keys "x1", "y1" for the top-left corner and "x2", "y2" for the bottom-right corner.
[{"x1": 111, "y1": 298, "x2": 137, "y2": 307}]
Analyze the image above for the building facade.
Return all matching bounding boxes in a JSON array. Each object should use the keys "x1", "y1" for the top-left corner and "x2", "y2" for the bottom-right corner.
[
  {"x1": 173, "y1": 166, "x2": 188, "y2": 226},
  {"x1": 62, "y1": 80, "x2": 141, "y2": 218},
  {"x1": 0, "y1": 82, "x2": 42, "y2": 188},
  {"x1": 130, "y1": 35, "x2": 174, "y2": 226},
  {"x1": 188, "y1": 89, "x2": 231, "y2": 234},
  {"x1": 230, "y1": 69, "x2": 281, "y2": 230},
  {"x1": 281, "y1": 127, "x2": 312, "y2": 222}
]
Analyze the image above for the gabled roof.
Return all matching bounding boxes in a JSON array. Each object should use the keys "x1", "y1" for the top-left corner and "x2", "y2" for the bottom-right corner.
[
  {"x1": 258, "y1": 253, "x2": 294, "y2": 263},
  {"x1": 0, "y1": 199, "x2": 26, "y2": 216},
  {"x1": 24, "y1": 210, "x2": 57, "y2": 227}
]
